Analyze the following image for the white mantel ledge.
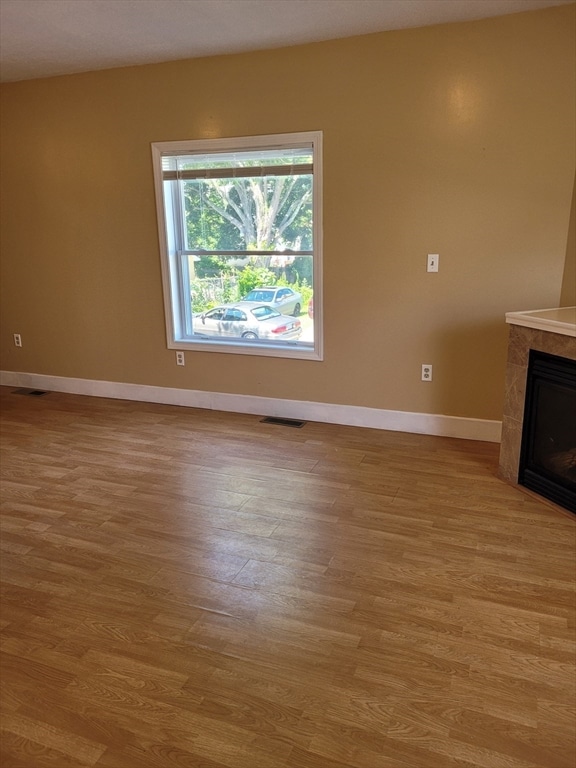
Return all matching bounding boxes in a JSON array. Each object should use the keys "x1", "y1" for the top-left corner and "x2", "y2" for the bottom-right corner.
[{"x1": 505, "y1": 307, "x2": 576, "y2": 337}]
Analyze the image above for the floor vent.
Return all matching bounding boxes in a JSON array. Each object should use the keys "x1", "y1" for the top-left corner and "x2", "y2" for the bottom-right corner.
[
  {"x1": 12, "y1": 388, "x2": 49, "y2": 397},
  {"x1": 260, "y1": 416, "x2": 306, "y2": 428}
]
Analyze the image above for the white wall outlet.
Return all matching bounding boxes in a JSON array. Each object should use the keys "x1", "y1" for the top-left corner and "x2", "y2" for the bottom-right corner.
[
  {"x1": 427, "y1": 254, "x2": 439, "y2": 272},
  {"x1": 176, "y1": 351, "x2": 185, "y2": 366},
  {"x1": 13, "y1": 333, "x2": 22, "y2": 347},
  {"x1": 421, "y1": 364, "x2": 433, "y2": 381}
]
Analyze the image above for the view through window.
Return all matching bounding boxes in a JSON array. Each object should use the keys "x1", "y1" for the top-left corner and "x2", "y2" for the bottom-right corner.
[{"x1": 151, "y1": 132, "x2": 322, "y2": 359}]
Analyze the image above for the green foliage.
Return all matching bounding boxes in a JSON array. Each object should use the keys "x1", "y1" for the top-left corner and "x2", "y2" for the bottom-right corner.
[
  {"x1": 296, "y1": 280, "x2": 313, "y2": 307},
  {"x1": 292, "y1": 256, "x2": 313, "y2": 286},
  {"x1": 237, "y1": 265, "x2": 276, "y2": 298},
  {"x1": 194, "y1": 254, "x2": 232, "y2": 279},
  {"x1": 190, "y1": 266, "x2": 313, "y2": 316},
  {"x1": 191, "y1": 275, "x2": 240, "y2": 314}
]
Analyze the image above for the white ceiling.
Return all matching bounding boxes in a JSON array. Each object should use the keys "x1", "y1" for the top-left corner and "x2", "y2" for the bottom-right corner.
[{"x1": 0, "y1": 0, "x2": 572, "y2": 83}]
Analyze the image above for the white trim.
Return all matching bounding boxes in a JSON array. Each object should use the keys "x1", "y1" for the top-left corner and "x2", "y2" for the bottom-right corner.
[
  {"x1": 0, "y1": 370, "x2": 502, "y2": 443},
  {"x1": 151, "y1": 130, "x2": 324, "y2": 361}
]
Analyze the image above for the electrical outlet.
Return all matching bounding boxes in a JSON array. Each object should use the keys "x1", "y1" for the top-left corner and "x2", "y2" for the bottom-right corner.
[
  {"x1": 422, "y1": 364, "x2": 433, "y2": 381},
  {"x1": 176, "y1": 351, "x2": 185, "y2": 366},
  {"x1": 427, "y1": 254, "x2": 439, "y2": 272},
  {"x1": 13, "y1": 333, "x2": 22, "y2": 347}
]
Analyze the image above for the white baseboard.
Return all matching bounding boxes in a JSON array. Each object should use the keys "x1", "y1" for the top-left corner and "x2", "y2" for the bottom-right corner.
[{"x1": 0, "y1": 370, "x2": 502, "y2": 443}]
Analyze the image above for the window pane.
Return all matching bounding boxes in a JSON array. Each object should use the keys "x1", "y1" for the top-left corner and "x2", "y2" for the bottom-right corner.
[
  {"x1": 251, "y1": 306, "x2": 280, "y2": 319},
  {"x1": 170, "y1": 148, "x2": 313, "y2": 172},
  {"x1": 183, "y1": 175, "x2": 312, "y2": 252}
]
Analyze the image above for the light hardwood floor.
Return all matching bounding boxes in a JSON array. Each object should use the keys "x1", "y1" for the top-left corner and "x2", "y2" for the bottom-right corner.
[{"x1": 0, "y1": 386, "x2": 575, "y2": 768}]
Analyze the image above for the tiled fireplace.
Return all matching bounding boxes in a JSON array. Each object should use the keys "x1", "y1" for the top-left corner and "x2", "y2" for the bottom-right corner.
[{"x1": 499, "y1": 307, "x2": 576, "y2": 510}]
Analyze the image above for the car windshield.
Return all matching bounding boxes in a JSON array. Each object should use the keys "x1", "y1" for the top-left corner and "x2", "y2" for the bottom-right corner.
[
  {"x1": 251, "y1": 306, "x2": 281, "y2": 320},
  {"x1": 245, "y1": 290, "x2": 275, "y2": 302}
]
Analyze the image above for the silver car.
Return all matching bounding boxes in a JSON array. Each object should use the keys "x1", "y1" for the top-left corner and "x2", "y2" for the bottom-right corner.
[
  {"x1": 241, "y1": 286, "x2": 302, "y2": 316},
  {"x1": 193, "y1": 302, "x2": 302, "y2": 341}
]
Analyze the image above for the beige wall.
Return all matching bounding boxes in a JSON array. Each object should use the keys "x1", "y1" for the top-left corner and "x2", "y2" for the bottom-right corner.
[
  {"x1": 1, "y1": 4, "x2": 574, "y2": 421},
  {"x1": 560, "y1": 176, "x2": 576, "y2": 306}
]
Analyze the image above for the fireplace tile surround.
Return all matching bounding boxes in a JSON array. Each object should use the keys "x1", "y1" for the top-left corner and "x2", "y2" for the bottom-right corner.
[{"x1": 499, "y1": 307, "x2": 576, "y2": 494}]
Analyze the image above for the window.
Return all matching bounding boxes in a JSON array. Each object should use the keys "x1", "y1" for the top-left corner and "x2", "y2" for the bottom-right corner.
[{"x1": 151, "y1": 131, "x2": 322, "y2": 359}]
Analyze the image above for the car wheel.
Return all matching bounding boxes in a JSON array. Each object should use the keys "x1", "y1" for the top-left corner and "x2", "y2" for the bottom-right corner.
[
  {"x1": 293, "y1": 303, "x2": 301, "y2": 317},
  {"x1": 242, "y1": 332, "x2": 258, "y2": 339}
]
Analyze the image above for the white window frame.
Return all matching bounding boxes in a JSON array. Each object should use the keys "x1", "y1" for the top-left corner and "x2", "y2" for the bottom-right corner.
[{"x1": 151, "y1": 131, "x2": 323, "y2": 360}]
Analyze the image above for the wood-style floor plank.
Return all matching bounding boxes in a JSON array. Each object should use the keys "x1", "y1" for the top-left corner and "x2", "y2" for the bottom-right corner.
[{"x1": 1, "y1": 386, "x2": 575, "y2": 767}]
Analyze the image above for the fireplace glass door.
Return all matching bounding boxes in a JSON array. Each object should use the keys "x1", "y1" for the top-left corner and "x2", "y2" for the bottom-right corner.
[{"x1": 519, "y1": 350, "x2": 576, "y2": 513}]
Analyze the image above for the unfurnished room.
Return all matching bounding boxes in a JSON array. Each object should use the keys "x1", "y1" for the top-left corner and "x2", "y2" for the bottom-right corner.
[{"x1": 0, "y1": 1, "x2": 575, "y2": 766}]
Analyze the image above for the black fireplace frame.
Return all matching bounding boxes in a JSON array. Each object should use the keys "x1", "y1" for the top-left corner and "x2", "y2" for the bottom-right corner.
[{"x1": 518, "y1": 349, "x2": 576, "y2": 514}]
